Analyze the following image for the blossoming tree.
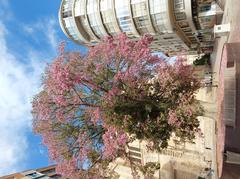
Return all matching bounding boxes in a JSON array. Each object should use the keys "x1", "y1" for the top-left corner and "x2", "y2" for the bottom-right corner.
[{"x1": 32, "y1": 34, "x2": 203, "y2": 178}]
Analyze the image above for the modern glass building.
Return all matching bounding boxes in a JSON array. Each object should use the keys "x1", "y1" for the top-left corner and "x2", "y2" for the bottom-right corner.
[{"x1": 59, "y1": 0, "x2": 220, "y2": 54}]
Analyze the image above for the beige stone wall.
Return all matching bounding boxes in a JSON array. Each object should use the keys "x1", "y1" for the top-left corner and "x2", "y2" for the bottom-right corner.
[{"x1": 113, "y1": 129, "x2": 210, "y2": 178}]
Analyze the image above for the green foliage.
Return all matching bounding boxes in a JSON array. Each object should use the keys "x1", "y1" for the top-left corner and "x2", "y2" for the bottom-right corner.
[
  {"x1": 193, "y1": 54, "x2": 210, "y2": 66},
  {"x1": 104, "y1": 76, "x2": 203, "y2": 151},
  {"x1": 139, "y1": 162, "x2": 161, "y2": 177}
]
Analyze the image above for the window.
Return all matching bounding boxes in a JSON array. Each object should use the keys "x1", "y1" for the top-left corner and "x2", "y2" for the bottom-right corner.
[
  {"x1": 64, "y1": 17, "x2": 85, "y2": 42},
  {"x1": 63, "y1": 0, "x2": 73, "y2": 13},
  {"x1": 178, "y1": 21, "x2": 189, "y2": 28},
  {"x1": 63, "y1": 11, "x2": 72, "y2": 18},
  {"x1": 201, "y1": 17, "x2": 212, "y2": 22},
  {"x1": 163, "y1": 36, "x2": 174, "y2": 40},
  {"x1": 174, "y1": 0, "x2": 185, "y2": 10},
  {"x1": 128, "y1": 146, "x2": 141, "y2": 152},
  {"x1": 132, "y1": 1, "x2": 147, "y2": 17},
  {"x1": 25, "y1": 172, "x2": 44, "y2": 179},
  {"x1": 131, "y1": 0, "x2": 152, "y2": 34},
  {"x1": 128, "y1": 146, "x2": 142, "y2": 163},
  {"x1": 149, "y1": 0, "x2": 172, "y2": 33},
  {"x1": 115, "y1": 0, "x2": 135, "y2": 35},
  {"x1": 74, "y1": 0, "x2": 85, "y2": 16},
  {"x1": 100, "y1": 0, "x2": 119, "y2": 35},
  {"x1": 87, "y1": 0, "x2": 106, "y2": 38},
  {"x1": 129, "y1": 151, "x2": 141, "y2": 157},
  {"x1": 199, "y1": 5, "x2": 211, "y2": 12},
  {"x1": 175, "y1": 12, "x2": 186, "y2": 21}
]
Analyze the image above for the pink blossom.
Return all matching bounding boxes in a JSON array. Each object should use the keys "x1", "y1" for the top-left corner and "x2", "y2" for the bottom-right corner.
[
  {"x1": 32, "y1": 33, "x2": 202, "y2": 178},
  {"x1": 168, "y1": 110, "x2": 181, "y2": 127},
  {"x1": 102, "y1": 127, "x2": 128, "y2": 159}
]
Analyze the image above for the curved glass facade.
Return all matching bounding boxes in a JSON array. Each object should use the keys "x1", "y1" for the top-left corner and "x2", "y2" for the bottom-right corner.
[
  {"x1": 100, "y1": 0, "x2": 120, "y2": 36},
  {"x1": 60, "y1": 0, "x2": 90, "y2": 43},
  {"x1": 131, "y1": 0, "x2": 153, "y2": 34},
  {"x1": 59, "y1": 0, "x2": 180, "y2": 43},
  {"x1": 63, "y1": 17, "x2": 85, "y2": 43},
  {"x1": 62, "y1": 0, "x2": 73, "y2": 16},
  {"x1": 87, "y1": 0, "x2": 107, "y2": 38},
  {"x1": 74, "y1": 0, "x2": 90, "y2": 42},
  {"x1": 115, "y1": 0, "x2": 135, "y2": 37},
  {"x1": 59, "y1": 0, "x2": 204, "y2": 53},
  {"x1": 61, "y1": 0, "x2": 85, "y2": 43},
  {"x1": 149, "y1": 0, "x2": 173, "y2": 34}
]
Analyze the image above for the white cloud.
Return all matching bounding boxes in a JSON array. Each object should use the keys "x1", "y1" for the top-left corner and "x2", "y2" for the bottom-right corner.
[
  {"x1": 0, "y1": 17, "x2": 59, "y2": 175},
  {"x1": 0, "y1": 21, "x2": 35, "y2": 175},
  {"x1": 23, "y1": 26, "x2": 34, "y2": 34},
  {"x1": 22, "y1": 17, "x2": 59, "y2": 50},
  {"x1": 0, "y1": 0, "x2": 12, "y2": 21},
  {"x1": 0, "y1": 1, "x2": 62, "y2": 175},
  {"x1": 45, "y1": 18, "x2": 59, "y2": 50}
]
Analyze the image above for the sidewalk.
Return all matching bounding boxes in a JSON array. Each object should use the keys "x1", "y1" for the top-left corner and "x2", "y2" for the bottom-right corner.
[{"x1": 209, "y1": 0, "x2": 240, "y2": 178}]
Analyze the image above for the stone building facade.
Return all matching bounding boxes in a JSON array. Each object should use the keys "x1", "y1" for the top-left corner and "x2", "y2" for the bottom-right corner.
[{"x1": 109, "y1": 115, "x2": 214, "y2": 179}]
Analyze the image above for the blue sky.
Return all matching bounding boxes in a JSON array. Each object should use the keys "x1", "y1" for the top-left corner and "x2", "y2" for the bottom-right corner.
[{"x1": 0, "y1": 0, "x2": 85, "y2": 176}]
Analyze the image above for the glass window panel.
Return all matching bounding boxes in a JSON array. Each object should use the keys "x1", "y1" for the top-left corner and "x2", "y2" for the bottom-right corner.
[
  {"x1": 87, "y1": 0, "x2": 106, "y2": 38},
  {"x1": 75, "y1": 0, "x2": 85, "y2": 16},
  {"x1": 174, "y1": 0, "x2": 185, "y2": 10},
  {"x1": 100, "y1": 0, "x2": 119, "y2": 35},
  {"x1": 149, "y1": 0, "x2": 173, "y2": 33},
  {"x1": 64, "y1": 17, "x2": 85, "y2": 43},
  {"x1": 63, "y1": 11, "x2": 72, "y2": 18},
  {"x1": 100, "y1": 0, "x2": 112, "y2": 11},
  {"x1": 115, "y1": 0, "x2": 135, "y2": 34},
  {"x1": 63, "y1": 0, "x2": 74, "y2": 12},
  {"x1": 132, "y1": 2, "x2": 147, "y2": 17},
  {"x1": 175, "y1": 12, "x2": 186, "y2": 20},
  {"x1": 131, "y1": 0, "x2": 152, "y2": 34}
]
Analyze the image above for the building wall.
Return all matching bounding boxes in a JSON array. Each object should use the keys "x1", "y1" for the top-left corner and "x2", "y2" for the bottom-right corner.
[
  {"x1": 0, "y1": 173, "x2": 25, "y2": 179},
  {"x1": 59, "y1": 0, "x2": 220, "y2": 54},
  {"x1": 0, "y1": 165, "x2": 61, "y2": 179},
  {"x1": 111, "y1": 115, "x2": 213, "y2": 178},
  {"x1": 108, "y1": 56, "x2": 215, "y2": 178},
  {"x1": 59, "y1": 0, "x2": 193, "y2": 54}
]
